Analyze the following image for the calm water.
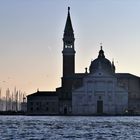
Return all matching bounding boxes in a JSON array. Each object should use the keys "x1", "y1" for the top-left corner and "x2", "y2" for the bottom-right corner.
[{"x1": 0, "y1": 116, "x2": 140, "y2": 140}]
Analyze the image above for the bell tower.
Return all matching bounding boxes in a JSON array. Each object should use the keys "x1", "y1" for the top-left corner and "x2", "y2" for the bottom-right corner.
[
  {"x1": 62, "y1": 7, "x2": 75, "y2": 79},
  {"x1": 59, "y1": 7, "x2": 75, "y2": 115}
]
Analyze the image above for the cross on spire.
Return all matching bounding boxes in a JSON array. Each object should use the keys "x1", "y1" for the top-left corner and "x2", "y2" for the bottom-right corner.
[
  {"x1": 100, "y1": 43, "x2": 103, "y2": 50},
  {"x1": 98, "y1": 43, "x2": 105, "y2": 58}
]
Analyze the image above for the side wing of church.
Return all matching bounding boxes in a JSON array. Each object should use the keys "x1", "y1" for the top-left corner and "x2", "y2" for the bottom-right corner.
[{"x1": 27, "y1": 7, "x2": 140, "y2": 115}]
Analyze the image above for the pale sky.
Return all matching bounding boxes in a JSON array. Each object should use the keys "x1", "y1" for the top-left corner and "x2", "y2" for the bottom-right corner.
[{"x1": 0, "y1": 0, "x2": 140, "y2": 95}]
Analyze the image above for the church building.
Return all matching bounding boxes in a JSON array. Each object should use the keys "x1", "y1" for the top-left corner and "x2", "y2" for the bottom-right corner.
[
  {"x1": 72, "y1": 47, "x2": 128, "y2": 115},
  {"x1": 27, "y1": 7, "x2": 140, "y2": 115}
]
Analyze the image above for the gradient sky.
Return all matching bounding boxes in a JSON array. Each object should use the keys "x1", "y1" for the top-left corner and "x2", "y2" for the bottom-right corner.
[{"x1": 0, "y1": 0, "x2": 140, "y2": 95}]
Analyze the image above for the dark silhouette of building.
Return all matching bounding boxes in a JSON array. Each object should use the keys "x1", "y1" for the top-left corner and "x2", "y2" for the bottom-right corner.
[{"x1": 27, "y1": 7, "x2": 140, "y2": 115}]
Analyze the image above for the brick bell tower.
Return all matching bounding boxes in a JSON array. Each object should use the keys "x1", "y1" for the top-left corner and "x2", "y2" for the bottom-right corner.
[
  {"x1": 62, "y1": 7, "x2": 75, "y2": 89},
  {"x1": 60, "y1": 7, "x2": 75, "y2": 114}
]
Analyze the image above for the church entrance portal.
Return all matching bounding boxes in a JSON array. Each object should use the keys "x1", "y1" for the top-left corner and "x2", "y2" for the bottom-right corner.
[
  {"x1": 64, "y1": 107, "x2": 67, "y2": 115},
  {"x1": 97, "y1": 100, "x2": 103, "y2": 114}
]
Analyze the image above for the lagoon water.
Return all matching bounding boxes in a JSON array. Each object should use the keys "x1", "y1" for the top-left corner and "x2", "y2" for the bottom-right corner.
[{"x1": 0, "y1": 116, "x2": 140, "y2": 140}]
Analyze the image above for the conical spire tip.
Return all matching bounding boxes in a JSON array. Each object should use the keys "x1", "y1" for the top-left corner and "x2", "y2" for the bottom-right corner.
[{"x1": 68, "y1": 7, "x2": 70, "y2": 12}]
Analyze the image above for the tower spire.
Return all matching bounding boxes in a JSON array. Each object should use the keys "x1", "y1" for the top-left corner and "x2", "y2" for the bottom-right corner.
[
  {"x1": 64, "y1": 7, "x2": 74, "y2": 37},
  {"x1": 62, "y1": 7, "x2": 75, "y2": 77},
  {"x1": 63, "y1": 6, "x2": 75, "y2": 50}
]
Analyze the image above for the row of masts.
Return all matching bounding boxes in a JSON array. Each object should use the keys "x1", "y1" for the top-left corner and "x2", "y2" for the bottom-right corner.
[{"x1": 0, "y1": 87, "x2": 26, "y2": 111}]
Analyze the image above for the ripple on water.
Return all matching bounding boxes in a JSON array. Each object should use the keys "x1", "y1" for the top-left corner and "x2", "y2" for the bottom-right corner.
[{"x1": 0, "y1": 116, "x2": 140, "y2": 139}]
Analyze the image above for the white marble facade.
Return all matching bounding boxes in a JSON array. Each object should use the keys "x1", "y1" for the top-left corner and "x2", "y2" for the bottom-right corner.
[
  {"x1": 72, "y1": 74, "x2": 128, "y2": 115},
  {"x1": 72, "y1": 48, "x2": 128, "y2": 115}
]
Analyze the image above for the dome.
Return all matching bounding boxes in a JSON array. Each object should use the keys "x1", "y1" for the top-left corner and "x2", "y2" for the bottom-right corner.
[{"x1": 89, "y1": 46, "x2": 115, "y2": 74}]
